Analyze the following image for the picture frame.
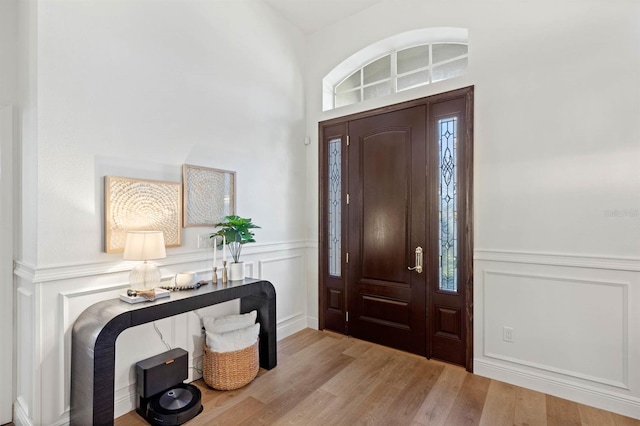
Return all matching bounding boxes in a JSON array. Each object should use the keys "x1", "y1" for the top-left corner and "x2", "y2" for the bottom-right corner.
[
  {"x1": 182, "y1": 164, "x2": 236, "y2": 227},
  {"x1": 104, "y1": 176, "x2": 182, "y2": 253}
]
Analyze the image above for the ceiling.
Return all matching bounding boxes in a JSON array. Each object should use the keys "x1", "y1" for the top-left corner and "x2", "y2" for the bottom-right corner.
[{"x1": 262, "y1": 0, "x2": 386, "y2": 35}]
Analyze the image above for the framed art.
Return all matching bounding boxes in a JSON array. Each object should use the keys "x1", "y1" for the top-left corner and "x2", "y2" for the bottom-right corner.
[
  {"x1": 104, "y1": 176, "x2": 182, "y2": 253},
  {"x1": 182, "y1": 164, "x2": 236, "y2": 227}
]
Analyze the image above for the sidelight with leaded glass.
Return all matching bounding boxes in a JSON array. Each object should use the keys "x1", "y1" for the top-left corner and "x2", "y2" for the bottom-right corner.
[
  {"x1": 328, "y1": 138, "x2": 342, "y2": 277},
  {"x1": 438, "y1": 118, "x2": 458, "y2": 292}
]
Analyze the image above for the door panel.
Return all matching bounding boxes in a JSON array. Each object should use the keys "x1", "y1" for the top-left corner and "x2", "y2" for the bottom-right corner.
[
  {"x1": 347, "y1": 106, "x2": 427, "y2": 356},
  {"x1": 361, "y1": 131, "x2": 408, "y2": 283}
]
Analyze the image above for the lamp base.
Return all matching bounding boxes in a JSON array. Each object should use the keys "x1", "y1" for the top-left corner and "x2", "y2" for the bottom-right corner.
[{"x1": 130, "y1": 261, "x2": 161, "y2": 289}]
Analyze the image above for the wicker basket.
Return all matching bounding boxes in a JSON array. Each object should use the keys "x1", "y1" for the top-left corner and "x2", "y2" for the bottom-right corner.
[{"x1": 202, "y1": 340, "x2": 259, "y2": 390}]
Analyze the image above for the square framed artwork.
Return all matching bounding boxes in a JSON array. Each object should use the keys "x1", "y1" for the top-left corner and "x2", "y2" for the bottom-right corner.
[
  {"x1": 104, "y1": 176, "x2": 182, "y2": 253},
  {"x1": 182, "y1": 164, "x2": 236, "y2": 227}
]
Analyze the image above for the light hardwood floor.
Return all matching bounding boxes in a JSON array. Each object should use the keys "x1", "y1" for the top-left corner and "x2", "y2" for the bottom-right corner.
[{"x1": 115, "y1": 329, "x2": 639, "y2": 426}]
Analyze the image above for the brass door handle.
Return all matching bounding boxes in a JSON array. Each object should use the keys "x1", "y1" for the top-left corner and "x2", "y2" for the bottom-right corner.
[{"x1": 407, "y1": 247, "x2": 423, "y2": 273}]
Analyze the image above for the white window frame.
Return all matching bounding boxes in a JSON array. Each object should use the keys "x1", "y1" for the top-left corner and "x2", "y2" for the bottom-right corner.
[{"x1": 323, "y1": 28, "x2": 468, "y2": 111}]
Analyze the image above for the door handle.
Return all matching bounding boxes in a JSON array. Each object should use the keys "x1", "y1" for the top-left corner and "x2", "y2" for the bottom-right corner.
[{"x1": 407, "y1": 246, "x2": 423, "y2": 273}]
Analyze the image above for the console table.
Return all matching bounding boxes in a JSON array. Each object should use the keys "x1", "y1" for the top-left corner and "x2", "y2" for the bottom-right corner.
[{"x1": 70, "y1": 278, "x2": 276, "y2": 426}]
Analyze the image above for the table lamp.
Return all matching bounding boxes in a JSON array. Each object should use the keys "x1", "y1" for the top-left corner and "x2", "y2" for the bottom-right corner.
[{"x1": 123, "y1": 231, "x2": 166, "y2": 288}]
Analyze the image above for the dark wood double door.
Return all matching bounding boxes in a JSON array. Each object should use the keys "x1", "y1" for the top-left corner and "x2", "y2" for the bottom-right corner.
[{"x1": 319, "y1": 88, "x2": 473, "y2": 370}]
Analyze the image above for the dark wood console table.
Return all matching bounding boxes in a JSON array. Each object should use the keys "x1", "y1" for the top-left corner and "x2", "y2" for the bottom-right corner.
[{"x1": 70, "y1": 278, "x2": 276, "y2": 426}]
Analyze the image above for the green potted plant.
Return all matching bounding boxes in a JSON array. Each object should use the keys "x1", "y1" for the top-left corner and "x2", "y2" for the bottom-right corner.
[{"x1": 210, "y1": 215, "x2": 260, "y2": 281}]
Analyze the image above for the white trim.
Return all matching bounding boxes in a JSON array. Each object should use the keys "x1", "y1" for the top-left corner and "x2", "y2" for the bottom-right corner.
[
  {"x1": 475, "y1": 358, "x2": 640, "y2": 420},
  {"x1": 14, "y1": 240, "x2": 311, "y2": 283},
  {"x1": 257, "y1": 254, "x2": 305, "y2": 278},
  {"x1": 277, "y1": 311, "x2": 307, "y2": 340},
  {"x1": 13, "y1": 396, "x2": 33, "y2": 426},
  {"x1": 114, "y1": 384, "x2": 137, "y2": 422},
  {"x1": 278, "y1": 311, "x2": 305, "y2": 325},
  {"x1": 307, "y1": 316, "x2": 319, "y2": 330},
  {"x1": 14, "y1": 261, "x2": 36, "y2": 281},
  {"x1": 474, "y1": 249, "x2": 640, "y2": 271},
  {"x1": 243, "y1": 261, "x2": 255, "y2": 280},
  {"x1": 483, "y1": 351, "x2": 629, "y2": 390},
  {"x1": 323, "y1": 27, "x2": 468, "y2": 111}
]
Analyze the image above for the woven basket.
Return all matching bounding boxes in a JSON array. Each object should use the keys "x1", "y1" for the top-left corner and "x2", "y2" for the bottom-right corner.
[{"x1": 203, "y1": 340, "x2": 259, "y2": 390}]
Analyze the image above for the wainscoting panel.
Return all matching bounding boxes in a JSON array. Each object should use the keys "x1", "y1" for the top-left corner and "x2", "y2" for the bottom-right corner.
[
  {"x1": 483, "y1": 270, "x2": 628, "y2": 388},
  {"x1": 258, "y1": 254, "x2": 306, "y2": 338},
  {"x1": 58, "y1": 284, "x2": 130, "y2": 416},
  {"x1": 474, "y1": 250, "x2": 640, "y2": 419},
  {"x1": 14, "y1": 244, "x2": 311, "y2": 426},
  {"x1": 16, "y1": 282, "x2": 34, "y2": 425}
]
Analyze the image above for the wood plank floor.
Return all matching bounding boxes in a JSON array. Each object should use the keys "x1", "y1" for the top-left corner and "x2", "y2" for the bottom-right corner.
[{"x1": 115, "y1": 329, "x2": 639, "y2": 426}]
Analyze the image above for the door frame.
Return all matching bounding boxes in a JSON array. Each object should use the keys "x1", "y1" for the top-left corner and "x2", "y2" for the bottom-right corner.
[{"x1": 318, "y1": 86, "x2": 474, "y2": 371}]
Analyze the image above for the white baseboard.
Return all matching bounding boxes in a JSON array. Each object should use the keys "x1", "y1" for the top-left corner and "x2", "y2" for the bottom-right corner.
[
  {"x1": 13, "y1": 397, "x2": 33, "y2": 426},
  {"x1": 307, "y1": 316, "x2": 319, "y2": 330},
  {"x1": 475, "y1": 358, "x2": 640, "y2": 420},
  {"x1": 114, "y1": 384, "x2": 137, "y2": 420},
  {"x1": 277, "y1": 313, "x2": 307, "y2": 341}
]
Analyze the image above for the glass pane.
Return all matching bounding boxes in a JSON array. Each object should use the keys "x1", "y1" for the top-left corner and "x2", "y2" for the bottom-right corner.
[
  {"x1": 363, "y1": 55, "x2": 391, "y2": 85},
  {"x1": 397, "y1": 70, "x2": 429, "y2": 91},
  {"x1": 335, "y1": 90, "x2": 361, "y2": 108},
  {"x1": 328, "y1": 138, "x2": 342, "y2": 277},
  {"x1": 397, "y1": 45, "x2": 429, "y2": 74},
  {"x1": 363, "y1": 81, "x2": 392, "y2": 101},
  {"x1": 439, "y1": 118, "x2": 457, "y2": 292},
  {"x1": 432, "y1": 57, "x2": 468, "y2": 83},
  {"x1": 432, "y1": 43, "x2": 468, "y2": 64},
  {"x1": 336, "y1": 70, "x2": 361, "y2": 93}
]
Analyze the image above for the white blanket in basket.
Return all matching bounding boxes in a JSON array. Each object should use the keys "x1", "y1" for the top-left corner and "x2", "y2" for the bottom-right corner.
[{"x1": 203, "y1": 311, "x2": 259, "y2": 353}]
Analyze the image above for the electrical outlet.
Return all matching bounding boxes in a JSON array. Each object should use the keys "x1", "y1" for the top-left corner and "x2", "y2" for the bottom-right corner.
[
  {"x1": 198, "y1": 234, "x2": 213, "y2": 249},
  {"x1": 503, "y1": 326, "x2": 514, "y2": 343}
]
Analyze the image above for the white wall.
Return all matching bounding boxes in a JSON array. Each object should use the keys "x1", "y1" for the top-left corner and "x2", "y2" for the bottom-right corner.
[
  {"x1": 14, "y1": 1, "x2": 310, "y2": 425},
  {"x1": 305, "y1": 0, "x2": 640, "y2": 419},
  {"x1": 36, "y1": 0, "x2": 307, "y2": 265},
  {"x1": 0, "y1": 0, "x2": 18, "y2": 423},
  {"x1": 0, "y1": 104, "x2": 15, "y2": 425},
  {"x1": 0, "y1": 0, "x2": 18, "y2": 104},
  {"x1": 13, "y1": 0, "x2": 640, "y2": 424},
  {"x1": 18, "y1": 0, "x2": 38, "y2": 267}
]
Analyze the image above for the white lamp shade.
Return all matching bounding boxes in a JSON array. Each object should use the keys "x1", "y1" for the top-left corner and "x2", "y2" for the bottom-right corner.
[{"x1": 123, "y1": 231, "x2": 166, "y2": 261}]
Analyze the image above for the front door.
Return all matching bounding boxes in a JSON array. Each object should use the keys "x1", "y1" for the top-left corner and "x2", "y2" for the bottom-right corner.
[
  {"x1": 319, "y1": 87, "x2": 473, "y2": 369},
  {"x1": 347, "y1": 106, "x2": 427, "y2": 355}
]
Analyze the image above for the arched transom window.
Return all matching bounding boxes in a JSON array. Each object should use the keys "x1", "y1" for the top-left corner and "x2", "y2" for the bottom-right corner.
[{"x1": 323, "y1": 28, "x2": 468, "y2": 111}]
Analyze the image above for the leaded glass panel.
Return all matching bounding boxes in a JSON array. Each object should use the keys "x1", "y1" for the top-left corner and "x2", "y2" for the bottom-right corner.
[
  {"x1": 328, "y1": 138, "x2": 342, "y2": 277},
  {"x1": 438, "y1": 118, "x2": 457, "y2": 292}
]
